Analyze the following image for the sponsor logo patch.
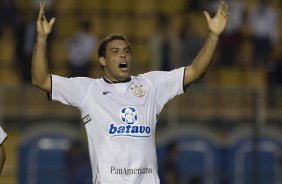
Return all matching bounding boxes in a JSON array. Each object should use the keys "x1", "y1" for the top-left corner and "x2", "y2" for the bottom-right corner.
[{"x1": 108, "y1": 106, "x2": 151, "y2": 137}]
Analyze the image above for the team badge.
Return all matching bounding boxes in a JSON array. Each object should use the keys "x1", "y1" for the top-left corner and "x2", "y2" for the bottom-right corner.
[{"x1": 131, "y1": 84, "x2": 145, "y2": 97}]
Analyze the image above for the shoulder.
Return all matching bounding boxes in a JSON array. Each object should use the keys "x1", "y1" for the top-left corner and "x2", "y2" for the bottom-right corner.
[
  {"x1": 52, "y1": 75, "x2": 102, "y2": 90},
  {"x1": 138, "y1": 68, "x2": 185, "y2": 80},
  {"x1": 52, "y1": 75, "x2": 99, "y2": 84},
  {"x1": 137, "y1": 71, "x2": 162, "y2": 79}
]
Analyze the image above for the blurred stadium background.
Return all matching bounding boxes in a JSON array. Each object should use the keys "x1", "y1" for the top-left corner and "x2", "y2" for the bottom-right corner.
[{"x1": 0, "y1": 0, "x2": 282, "y2": 183}]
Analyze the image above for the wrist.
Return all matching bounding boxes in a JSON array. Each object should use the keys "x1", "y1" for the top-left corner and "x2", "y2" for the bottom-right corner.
[
  {"x1": 209, "y1": 32, "x2": 219, "y2": 42},
  {"x1": 36, "y1": 35, "x2": 48, "y2": 42}
]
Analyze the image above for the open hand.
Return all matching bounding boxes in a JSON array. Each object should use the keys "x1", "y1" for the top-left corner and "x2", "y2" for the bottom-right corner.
[
  {"x1": 204, "y1": 0, "x2": 229, "y2": 36},
  {"x1": 36, "y1": 1, "x2": 56, "y2": 38}
]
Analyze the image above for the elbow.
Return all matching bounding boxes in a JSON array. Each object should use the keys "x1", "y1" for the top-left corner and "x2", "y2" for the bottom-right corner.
[
  {"x1": 188, "y1": 69, "x2": 207, "y2": 85},
  {"x1": 197, "y1": 71, "x2": 206, "y2": 80},
  {"x1": 31, "y1": 77, "x2": 42, "y2": 88},
  {"x1": 2, "y1": 149, "x2": 6, "y2": 161},
  {"x1": 31, "y1": 79, "x2": 46, "y2": 90},
  {"x1": 31, "y1": 72, "x2": 39, "y2": 86},
  {"x1": 31, "y1": 75, "x2": 51, "y2": 92},
  {"x1": 190, "y1": 73, "x2": 205, "y2": 84},
  {"x1": 191, "y1": 64, "x2": 209, "y2": 81}
]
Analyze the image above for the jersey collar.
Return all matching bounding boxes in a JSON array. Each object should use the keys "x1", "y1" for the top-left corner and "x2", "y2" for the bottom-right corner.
[{"x1": 103, "y1": 76, "x2": 131, "y2": 84}]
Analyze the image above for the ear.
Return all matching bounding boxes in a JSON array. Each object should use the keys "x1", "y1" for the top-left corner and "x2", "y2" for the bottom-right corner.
[{"x1": 99, "y1": 56, "x2": 106, "y2": 67}]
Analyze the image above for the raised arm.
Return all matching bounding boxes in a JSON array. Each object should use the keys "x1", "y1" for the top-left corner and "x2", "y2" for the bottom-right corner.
[
  {"x1": 0, "y1": 144, "x2": 6, "y2": 174},
  {"x1": 184, "y1": 0, "x2": 229, "y2": 86},
  {"x1": 31, "y1": 1, "x2": 56, "y2": 92}
]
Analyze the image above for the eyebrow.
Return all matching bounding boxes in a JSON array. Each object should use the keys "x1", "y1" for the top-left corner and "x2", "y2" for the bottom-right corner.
[{"x1": 109, "y1": 47, "x2": 130, "y2": 51}]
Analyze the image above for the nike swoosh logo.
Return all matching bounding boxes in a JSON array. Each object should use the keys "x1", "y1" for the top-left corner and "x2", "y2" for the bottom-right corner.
[{"x1": 103, "y1": 91, "x2": 110, "y2": 95}]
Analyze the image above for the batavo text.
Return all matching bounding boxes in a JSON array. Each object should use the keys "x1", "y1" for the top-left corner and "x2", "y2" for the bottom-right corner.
[{"x1": 108, "y1": 124, "x2": 151, "y2": 137}]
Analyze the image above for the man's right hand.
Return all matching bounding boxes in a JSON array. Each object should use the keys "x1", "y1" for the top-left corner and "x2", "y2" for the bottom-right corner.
[{"x1": 36, "y1": 1, "x2": 56, "y2": 38}]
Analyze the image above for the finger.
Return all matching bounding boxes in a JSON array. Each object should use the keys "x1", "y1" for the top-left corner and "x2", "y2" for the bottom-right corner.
[
  {"x1": 42, "y1": 1, "x2": 46, "y2": 10},
  {"x1": 221, "y1": 0, "x2": 229, "y2": 12},
  {"x1": 49, "y1": 17, "x2": 56, "y2": 27},
  {"x1": 203, "y1": 11, "x2": 211, "y2": 22},
  {"x1": 37, "y1": 2, "x2": 43, "y2": 21},
  {"x1": 37, "y1": 1, "x2": 46, "y2": 21},
  {"x1": 219, "y1": 1, "x2": 229, "y2": 18},
  {"x1": 216, "y1": 1, "x2": 223, "y2": 16},
  {"x1": 217, "y1": 0, "x2": 228, "y2": 16}
]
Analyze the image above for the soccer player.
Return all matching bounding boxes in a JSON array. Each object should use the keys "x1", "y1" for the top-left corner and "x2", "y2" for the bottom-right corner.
[
  {"x1": 0, "y1": 126, "x2": 7, "y2": 174},
  {"x1": 32, "y1": 1, "x2": 229, "y2": 183}
]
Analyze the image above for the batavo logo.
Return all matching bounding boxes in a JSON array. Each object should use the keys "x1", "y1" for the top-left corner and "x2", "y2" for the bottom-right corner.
[{"x1": 108, "y1": 106, "x2": 151, "y2": 137}]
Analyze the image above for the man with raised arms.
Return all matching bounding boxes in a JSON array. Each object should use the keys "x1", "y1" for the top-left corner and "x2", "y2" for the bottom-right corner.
[{"x1": 32, "y1": 1, "x2": 229, "y2": 183}]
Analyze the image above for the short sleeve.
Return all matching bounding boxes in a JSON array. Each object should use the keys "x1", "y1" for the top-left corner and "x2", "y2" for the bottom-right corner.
[
  {"x1": 142, "y1": 67, "x2": 185, "y2": 110},
  {"x1": 50, "y1": 75, "x2": 94, "y2": 108},
  {"x1": 0, "y1": 126, "x2": 7, "y2": 145}
]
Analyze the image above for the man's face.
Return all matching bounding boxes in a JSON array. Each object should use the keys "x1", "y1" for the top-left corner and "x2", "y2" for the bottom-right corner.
[{"x1": 99, "y1": 40, "x2": 132, "y2": 82}]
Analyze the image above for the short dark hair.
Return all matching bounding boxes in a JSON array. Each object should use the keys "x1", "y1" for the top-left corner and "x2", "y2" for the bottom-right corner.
[{"x1": 98, "y1": 34, "x2": 131, "y2": 58}]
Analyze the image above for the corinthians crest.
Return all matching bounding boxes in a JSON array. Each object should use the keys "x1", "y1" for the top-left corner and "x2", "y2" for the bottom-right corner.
[{"x1": 130, "y1": 84, "x2": 145, "y2": 97}]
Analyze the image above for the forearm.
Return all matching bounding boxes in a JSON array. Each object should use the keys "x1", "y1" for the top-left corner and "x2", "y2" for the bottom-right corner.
[
  {"x1": 192, "y1": 32, "x2": 218, "y2": 73},
  {"x1": 31, "y1": 36, "x2": 51, "y2": 92},
  {"x1": 184, "y1": 32, "x2": 219, "y2": 85}
]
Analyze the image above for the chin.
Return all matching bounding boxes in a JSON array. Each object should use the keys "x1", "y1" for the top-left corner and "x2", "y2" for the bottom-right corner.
[{"x1": 118, "y1": 73, "x2": 130, "y2": 81}]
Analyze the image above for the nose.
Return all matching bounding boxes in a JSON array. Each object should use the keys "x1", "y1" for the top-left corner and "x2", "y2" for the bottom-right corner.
[{"x1": 120, "y1": 51, "x2": 126, "y2": 58}]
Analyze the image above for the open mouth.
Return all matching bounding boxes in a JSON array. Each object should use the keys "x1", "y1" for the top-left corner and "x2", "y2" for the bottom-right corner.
[{"x1": 119, "y1": 62, "x2": 128, "y2": 69}]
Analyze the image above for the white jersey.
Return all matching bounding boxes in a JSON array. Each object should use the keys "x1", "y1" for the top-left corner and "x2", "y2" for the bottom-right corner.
[
  {"x1": 0, "y1": 126, "x2": 7, "y2": 145},
  {"x1": 50, "y1": 67, "x2": 185, "y2": 184}
]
